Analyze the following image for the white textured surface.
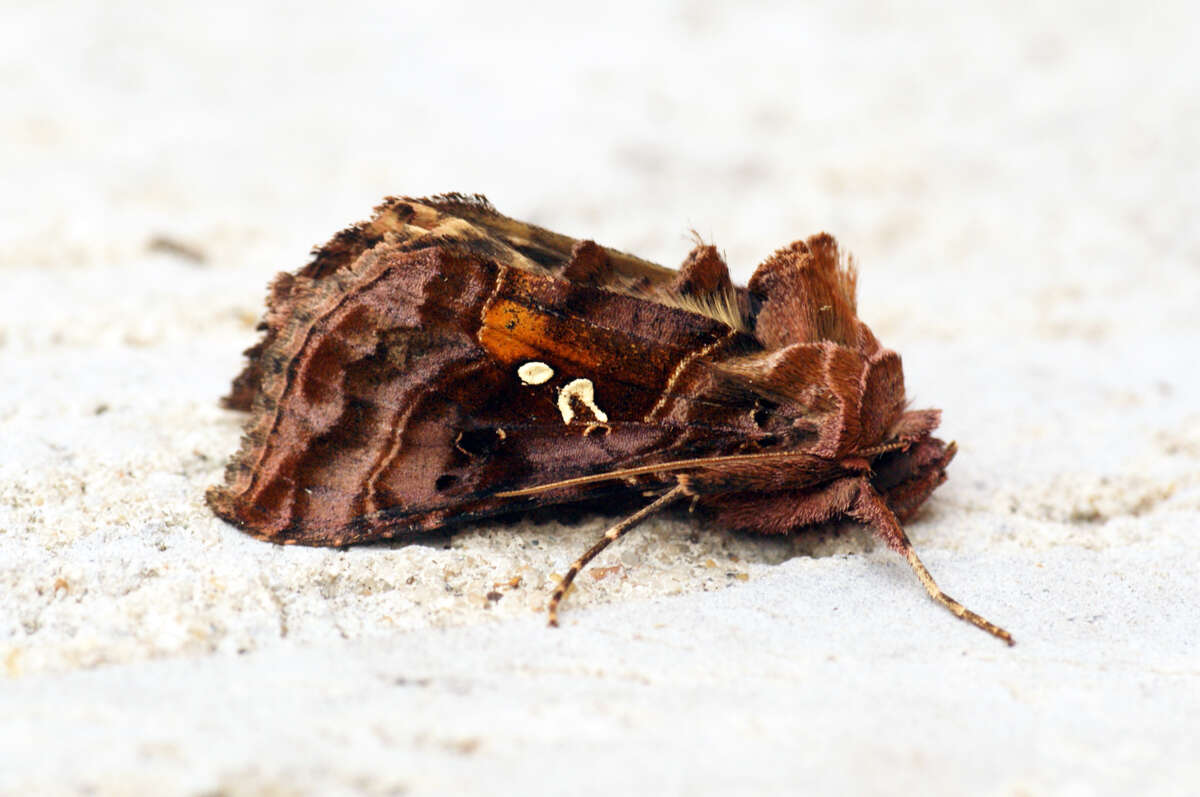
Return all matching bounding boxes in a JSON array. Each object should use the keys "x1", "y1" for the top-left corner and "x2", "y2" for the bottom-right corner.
[{"x1": 3, "y1": 1, "x2": 1199, "y2": 794}]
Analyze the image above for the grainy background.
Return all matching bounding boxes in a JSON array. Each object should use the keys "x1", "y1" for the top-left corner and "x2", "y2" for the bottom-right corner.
[{"x1": 2, "y1": 1, "x2": 1198, "y2": 794}]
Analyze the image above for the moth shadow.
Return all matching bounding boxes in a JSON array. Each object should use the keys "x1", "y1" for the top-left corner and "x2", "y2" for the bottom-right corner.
[
  {"x1": 360, "y1": 495, "x2": 883, "y2": 575},
  {"x1": 684, "y1": 511, "x2": 880, "y2": 567},
  {"x1": 359, "y1": 494, "x2": 649, "y2": 552}
]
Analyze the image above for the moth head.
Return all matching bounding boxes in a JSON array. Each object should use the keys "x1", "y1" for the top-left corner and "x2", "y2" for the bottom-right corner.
[{"x1": 866, "y1": 415, "x2": 956, "y2": 521}]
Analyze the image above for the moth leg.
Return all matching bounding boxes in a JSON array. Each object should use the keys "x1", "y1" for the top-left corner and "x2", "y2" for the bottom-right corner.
[
  {"x1": 548, "y1": 484, "x2": 687, "y2": 627},
  {"x1": 852, "y1": 486, "x2": 1014, "y2": 646}
]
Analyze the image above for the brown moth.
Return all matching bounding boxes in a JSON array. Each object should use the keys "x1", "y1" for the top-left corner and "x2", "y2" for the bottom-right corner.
[{"x1": 207, "y1": 193, "x2": 1012, "y2": 644}]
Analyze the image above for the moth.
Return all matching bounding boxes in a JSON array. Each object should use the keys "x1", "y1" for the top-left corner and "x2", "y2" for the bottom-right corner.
[{"x1": 207, "y1": 193, "x2": 1012, "y2": 645}]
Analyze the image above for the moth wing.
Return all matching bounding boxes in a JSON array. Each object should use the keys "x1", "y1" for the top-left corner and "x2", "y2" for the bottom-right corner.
[{"x1": 207, "y1": 243, "x2": 761, "y2": 545}]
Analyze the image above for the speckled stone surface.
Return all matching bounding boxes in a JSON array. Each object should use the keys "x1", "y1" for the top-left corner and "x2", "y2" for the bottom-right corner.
[{"x1": 2, "y1": 2, "x2": 1198, "y2": 794}]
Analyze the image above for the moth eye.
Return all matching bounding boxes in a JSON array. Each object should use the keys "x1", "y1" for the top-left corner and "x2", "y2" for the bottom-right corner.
[
  {"x1": 455, "y1": 428, "x2": 505, "y2": 457},
  {"x1": 435, "y1": 474, "x2": 459, "y2": 492}
]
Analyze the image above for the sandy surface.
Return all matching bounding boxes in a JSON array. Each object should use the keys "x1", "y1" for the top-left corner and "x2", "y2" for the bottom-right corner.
[{"x1": 2, "y1": 1, "x2": 1198, "y2": 794}]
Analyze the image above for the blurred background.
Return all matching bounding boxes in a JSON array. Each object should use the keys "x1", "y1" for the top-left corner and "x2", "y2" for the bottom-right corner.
[{"x1": 7, "y1": 1, "x2": 1195, "y2": 310}]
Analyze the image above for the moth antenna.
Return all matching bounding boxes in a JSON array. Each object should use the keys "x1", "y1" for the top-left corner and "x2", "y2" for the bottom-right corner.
[
  {"x1": 494, "y1": 451, "x2": 816, "y2": 498},
  {"x1": 547, "y1": 484, "x2": 687, "y2": 627},
  {"x1": 852, "y1": 440, "x2": 908, "y2": 458},
  {"x1": 852, "y1": 487, "x2": 1014, "y2": 645}
]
